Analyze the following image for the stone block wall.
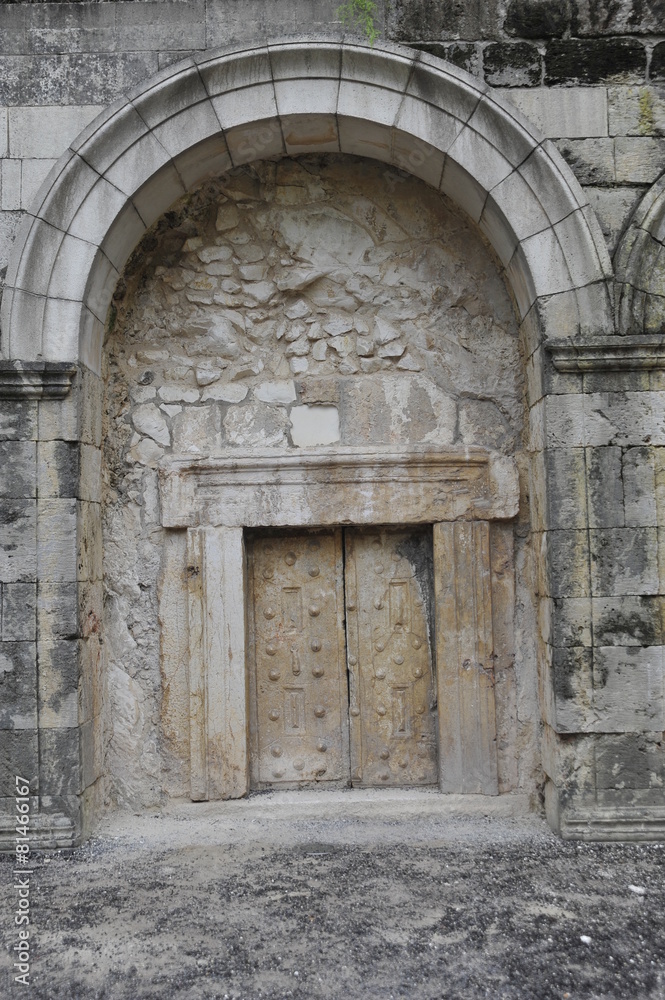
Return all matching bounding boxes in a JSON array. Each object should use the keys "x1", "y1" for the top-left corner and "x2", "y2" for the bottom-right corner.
[
  {"x1": 0, "y1": 4, "x2": 664, "y2": 843},
  {"x1": 0, "y1": 364, "x2": 84, "y2": 846},
  {"x1": 535, "y1": 357, "x2": 665, "y2": 836},
  {"x1": 0, "y1": 0, "x2": 664, "y2": 280}
]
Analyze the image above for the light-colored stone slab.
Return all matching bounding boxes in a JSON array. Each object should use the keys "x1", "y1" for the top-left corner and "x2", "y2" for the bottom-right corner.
[
  {"x1": 37, "y1": 499, "x2": 76, "y2": 583},
  {"x1": 1, "y1": 583, "x2": 37, "y2": 642},
  {"x1": 1, "y1": 159, "x2": 22, "y2": 211},
  {"x1": 622, "y1": 447, "x2": 657, "y2": 527},
  {"x1": 289, "y1": 404, "x2": 340, "y2": 446},
  {"x1": 80, "y1": 444, "x2": 102, "y2": 504},
  {"x1": 116, "y1": 0, "x2": 205, "y2": 51},
  {"x1": 615, "y1": 137, "x2": 665, "y2": 185},
  {"x1": 553, "y1": 137, "x2": 616, "y2": 185},
  {"x1": 76, "y1": 501, "x2": 102, "y2": 584},
  {"x1": 584, "y1": 186, "x2": 646, "y2": 255},
  {"x1": 0, "y1": 108, "x2": 7, "y2": 158},
  {"x1": 254, "y1": 381, "x2": 296, "y2": 405},
  {"x1": 38, "y1": 639, "x2": 79, "y2": 729},
  {"x1": 201, "y1": 383, "x2": 248, "y2": 403},
  {"x1": 20, "y1": 158, "x2": 58, "y2": 211},
  {"x1": 608, "y1": 86, "x2": 665, "y2": 138},
  {"x1": 446, "y1": 123, "x2": 514, "y2": 194},
  {"x1": 160, "y1": 447, "x2": 520, "y2": 529},
  {"x1": 497, "y1": 87, "x2": 608, "y2": 139},
  {"x1": 434, "y1": 520, "x2": 498, "y2": 795},
  {"x1": 592, "y1": 646, "x2": 664, "y2": 732},
  {"x1": 132, "y1": 403, "x2": 170, "y2": 447},
  {"x1": 520, "y1": 226, "x2": 574, "y2": 298},
  {"x1": 8, "y1": 105, "x2": 104, "y2": 159},
  {"x1": 583, "y1": 392, "x2": 657, "y2": 447},
  {"x1": 187, "y1": 526, "x2": 248, "y2": 801}
]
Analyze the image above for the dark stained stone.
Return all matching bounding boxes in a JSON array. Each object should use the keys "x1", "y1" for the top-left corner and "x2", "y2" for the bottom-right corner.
[
  {"x1": 504, "y1": 0, "x2": 570, "y2": 38},
  {"x1": 546, "y1": 38, "x2": 647, "y2": 84},
  {"x1": 484, "y1": 41, "x2": 542, "y2": 86}
]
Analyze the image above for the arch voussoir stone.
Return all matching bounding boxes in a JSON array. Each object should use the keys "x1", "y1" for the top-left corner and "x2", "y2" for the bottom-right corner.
[
  {"x1": 616, "y1": 171, "x2": 665, "y2": 336},
  {"x1": 1, "y1": 36, "x2": 611, "y2": 371}
]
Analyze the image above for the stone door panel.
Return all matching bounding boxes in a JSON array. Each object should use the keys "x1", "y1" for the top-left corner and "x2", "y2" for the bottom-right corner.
[
  {"x1": 249, "y1": 526, "x2": 438, "y2": 790},
  {"x1": 247, "y1": 531, "x2": 349, "y2": 788},
  {"x1": 344, "y1": 528, "x2": 438, "y2": 787}
]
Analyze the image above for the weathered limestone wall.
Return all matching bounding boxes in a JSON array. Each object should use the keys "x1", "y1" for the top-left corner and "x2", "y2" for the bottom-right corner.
[
  {"x1": 536, "y1": 340, "x2": 665, "y2": 836},
  {"x1": 0, "y1": 362, "x2": 101, "y2": 846},
  {"x1": 102, "y1": 156, "x2": 536, "y2": 807},
  {"x1": 0, "y1": 5, "x2": 664, "y2": 843},
  {"x1": 0, "y1": 0, "x2": 664, "y2": 296}
]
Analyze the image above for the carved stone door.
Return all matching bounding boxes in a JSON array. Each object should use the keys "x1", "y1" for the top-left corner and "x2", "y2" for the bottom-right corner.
[
  {"x1": 247, "y1": 527, "x2": 438, "y2": 789},
  {"x1": 344, "y1": 528, "x2": 438, "y2": 787},
  {"x1": 247, "y1": 531, "x2": 350, "y2": 788}
]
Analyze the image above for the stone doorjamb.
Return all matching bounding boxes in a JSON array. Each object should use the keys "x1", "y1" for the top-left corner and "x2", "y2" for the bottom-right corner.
[{"x1": 160, "y1": 446, "x2": 519, "y2": 801}]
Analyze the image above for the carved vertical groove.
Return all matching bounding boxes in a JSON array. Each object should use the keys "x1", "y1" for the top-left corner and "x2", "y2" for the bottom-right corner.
[{"x1": 186, "y1": 528, "x2": 208, "y2": 801}]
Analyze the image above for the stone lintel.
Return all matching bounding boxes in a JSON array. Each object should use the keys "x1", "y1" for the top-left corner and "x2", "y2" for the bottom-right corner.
[
  {"x1": 546, "y1": 335, "x2": 665, "y2": 372},
  {"x1": 0, "y1": 362, "x2": 77, "y2": 399},
  {"x1": 160, "y1": 447, "x2": 519, "y2": 529}
]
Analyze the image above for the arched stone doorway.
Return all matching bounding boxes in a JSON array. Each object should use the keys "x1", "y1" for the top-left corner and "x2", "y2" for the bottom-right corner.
[
  {"x1": 102, "y1": 157, "x2": 523, "y2": 805},
  {"x1": 1, "y1": 38, "x2": 623, "y2": 845}
]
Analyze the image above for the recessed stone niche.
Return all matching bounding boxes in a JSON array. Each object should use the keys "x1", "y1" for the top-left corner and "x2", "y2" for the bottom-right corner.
[{"x1": 103, "y1": 155, "x2": 537, "y2": 809}]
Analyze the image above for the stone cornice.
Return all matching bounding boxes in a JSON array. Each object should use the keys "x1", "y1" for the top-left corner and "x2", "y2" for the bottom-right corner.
[
  {"x1": 546, "y1": 335, "x2": 665, "y2": 372},
  {"x1": 0, "y1": 361, "x2": 77, "y2": 399}
]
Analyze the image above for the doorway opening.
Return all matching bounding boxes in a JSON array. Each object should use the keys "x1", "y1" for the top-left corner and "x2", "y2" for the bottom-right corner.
[{"x1": 246, "y1": 527, "x2": 437, "y2": 790}]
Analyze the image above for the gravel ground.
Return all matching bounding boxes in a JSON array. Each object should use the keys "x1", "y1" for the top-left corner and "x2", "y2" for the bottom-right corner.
[{"x1": 1, "y1": 793, "x2": 664, "y2": 1000}]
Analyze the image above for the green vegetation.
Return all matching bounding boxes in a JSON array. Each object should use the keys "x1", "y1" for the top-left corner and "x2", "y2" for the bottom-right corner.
[
  {"x1": 337, "y1": 0, "x2": 380, "y2": 45},
  {"x1": 638, "y1": 88, "x2": 655, "y2": 136}
]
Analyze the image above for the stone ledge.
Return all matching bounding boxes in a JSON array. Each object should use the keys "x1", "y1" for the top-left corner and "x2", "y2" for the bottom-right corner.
[
  {"x1": 0, "y1": 362, "x2": 77, "y2": 399},
  {"x1": 559, "y1": 806, "x2": 665, "y2": 842},
  {"x1": 0, "y1": 810, "x2": 78, "y2": 852},
  {"x1": 111, "y1": 791, "x2": 536, "y2": 830},
  {"x1": 546, "y1": 335, "x2": 665, "y2": 372}
]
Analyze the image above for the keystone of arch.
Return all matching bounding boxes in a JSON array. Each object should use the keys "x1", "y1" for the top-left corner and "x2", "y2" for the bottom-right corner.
[{"x1": 0, "y1": 37, "x2": 613, "y2": 373}]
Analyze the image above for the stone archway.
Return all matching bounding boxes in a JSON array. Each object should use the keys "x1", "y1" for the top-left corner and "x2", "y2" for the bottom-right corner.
[
  {"x1": 1, "y1": 37, "x2": 612, "y2": 368},
  {"x1": 616, "y1": 170, "x2": 665, "y2": 342},
  {"x1": 0, "y1": 38, "x2": 619, "y2": 846}
]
